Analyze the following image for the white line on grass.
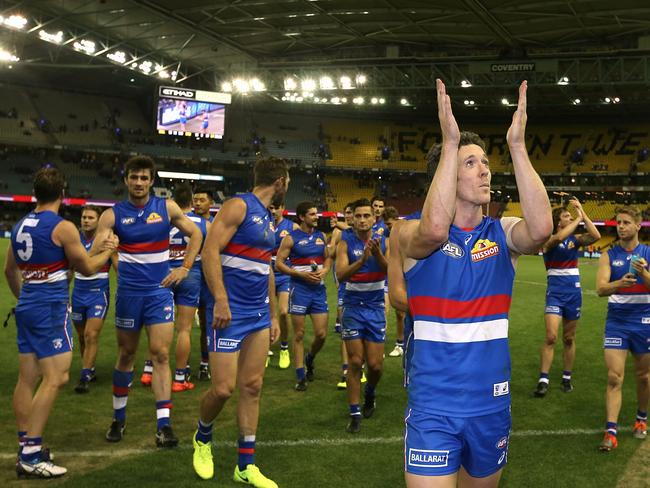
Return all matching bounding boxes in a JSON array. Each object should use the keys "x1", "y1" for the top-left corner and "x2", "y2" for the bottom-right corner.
[
  {"x1": 1, "y1": 427, "x2": 627, "y2": 459},
  {"x1": 515, "y1": 279, "x2": 598, "y2": 296}
]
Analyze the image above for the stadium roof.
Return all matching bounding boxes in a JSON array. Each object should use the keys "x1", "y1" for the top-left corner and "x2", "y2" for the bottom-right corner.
[{"x1": 2, "y1": 0, "x2": 650, "y2": 115}]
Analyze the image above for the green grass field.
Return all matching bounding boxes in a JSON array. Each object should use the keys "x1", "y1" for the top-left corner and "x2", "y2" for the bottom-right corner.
[{"x1": 0, "y1": 237, "x2": 645, "y2": 487}]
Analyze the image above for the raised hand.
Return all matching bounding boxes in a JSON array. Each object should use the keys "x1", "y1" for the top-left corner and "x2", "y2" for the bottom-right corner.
[
  {"x1": 436, "y1": 79, "x2": 460, "y2": 145},
  {"x1": 569, "y1": 197, "x2": 584, "y2": 220},
  {"x1": 506, "y1": 81, "x2": 528, "y2": 147}
]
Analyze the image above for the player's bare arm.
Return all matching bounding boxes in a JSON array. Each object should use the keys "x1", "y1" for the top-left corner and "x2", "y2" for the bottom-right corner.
[
  {"x1": 55, "y1": 220, "x2": 117, "y2": 276},
  {"x1": 596, "y1": 252, "x2": 637, "y2": 296},
  {"x1": 403, "y1": 79, "x2": 459, "y2": 259},
  {"x1": 506, "y1": 81, "x2": 553, "y2": 254}
]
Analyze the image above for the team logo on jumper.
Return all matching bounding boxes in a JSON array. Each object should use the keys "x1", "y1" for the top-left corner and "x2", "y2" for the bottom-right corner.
[
  {"x1": 315, "y1": 237, "x2": 325, "y2": 246},
  {"x1": 121, "y1": 217, "x2": 136, "y2": 225},
  {"x1": 375, "y1": 227, "x2": 385, "y2": 235},
  {"x1": 493, "y1": 381, "x2": 509, "y2": 397},
  {"x1": 280, "y1": 230, "x2": 289, "y2": 238},
  {"x1": 567, "y1": 241, "x2": 575, "y2": 249},
  {"x1": 441, "y1": 241, "x2": 464, "y2": 259},
  {"x1": 471, "y1": 239, "x2": 500, "y2": 262},
  {"x1": 217, "y1": 338, "x2": 240, "y2": 350},
  {"x1": 52, "y1": 338, "x2": 63, "y2": 350},
  {"x1": 496, "y1": 436, "x2": 509, "y2": 449},
  {"x1": 604, "y1": 337, "x2": 622, "y2": 347},
  {"x1": 146, "y1": 212, "x2": 163, "y2": 224},
  {"x1": 612, "y1": 259, "x2": 625, "y2": 267},
  {"x1": 407, "y1": 449, "x2": 449, "y2": 468}
]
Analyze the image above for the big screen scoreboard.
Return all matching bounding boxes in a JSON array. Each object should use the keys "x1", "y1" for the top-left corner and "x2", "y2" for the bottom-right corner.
[{"x1": 156, "y1": 86, "x2": 232, "y2": 139}]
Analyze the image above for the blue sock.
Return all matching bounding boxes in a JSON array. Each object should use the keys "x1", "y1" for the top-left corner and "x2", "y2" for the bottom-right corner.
[
  {"x1": 296, "y1": 367, "x2": 305, "y2": 380},
  {"x1": 17, "y1": 431, "x2": 27, "y2": 448},
  {"x1": 342, "y1": 363, "x2": 348, "y2": 373},
  {"x1": 196, "y1": 419, "x2": 213, "y2": 444},
  {"x1": 606, "y1": 422, "x2": 617, "y2": 436},
  {"x1": 20, "y1": 437, "x2": 42, "y2": 463},
  {"x1": 238, "y1": 436, "x2": 255, "y2": 471},
  {"x1": 637, "y1": 410, "x2": 648, "y2": 422},
  {"x1": 112, "y1": 369, "x2": 133, "y2": 422},
  {"x1": 349, "y1": 404, "x2": 361, "y2": 417},
  {"x1": 539, "y1": 372, "x2": 549, "y2": 383},
  {"x1": 80, "y1": 368, "x2": 93, "y2": 382},
  {"x1": 306, "y1": 353, "x2": 314, "y2": 367},
  {"x1": 562, "y1": 370, "x2": 572, "y2": 380},
  {"x1": 156, "y1": 400, "x2": 172, "y2": 430},
  {"x1": 281, "y1": 341, "x2": 289, "y2": 350},
  {"x1": 201, "y1": 351, "x2": 209, "y2": 364},
  {"x1": 365, "y1": 383, "x2": 376, "y2": 398},
  {"x1": 396, "y1": 340, "x2": 404, "y2": 347}
]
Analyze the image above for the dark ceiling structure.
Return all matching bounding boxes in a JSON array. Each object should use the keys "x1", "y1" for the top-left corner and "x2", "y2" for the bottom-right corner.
[{"x1": 2, "y1": 0, "x2": 650, "y2": 117}]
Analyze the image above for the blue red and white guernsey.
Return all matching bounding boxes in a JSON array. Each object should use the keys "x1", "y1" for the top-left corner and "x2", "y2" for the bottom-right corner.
[
  {"x1": 543, "y1": 235, "x2": 580, "y2": 293},
  {"x1": 169, "y1": 211, "x2": 207, "y2": 271},
  {"x1": 342, "y1": 230, "x2": 387, "y2": 306},
  {"x1": 113, "y1": 196, "x2": 170, "y2": 294},
  {"x1": 606, "y1": 244, "x2": 650, "y2": 322},
  {"x1": 271, "y1": 217, "x2": 294, "y2": 275},
  {"x1": 220, "y1": 193, "x2": 275, "y2": 317},
  {"x1": 405, "y1": 217, "x2": 515, "y2": 417},
  {"x1": 372, "y1": 219, "x2": 389, "y2": 238},
  {"x1": 73, "y1": 232, "x2": 110, "y2": 293},
  {"x1": 288, "y1": 228, "x2": 327, "y2": 286},
  {"x1": 11, "y1": 210, "x2": 69, "y2": 303}
]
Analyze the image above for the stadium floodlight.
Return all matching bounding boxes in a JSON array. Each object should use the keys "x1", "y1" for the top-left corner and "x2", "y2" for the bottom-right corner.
[
  {"x1": 314, "y1": 97, "x2": 320, "y2": 102},
  {"x1": 296, "y1": 96, "x2": 304, "y2": 102},
  {"x1": 250, "y1": 78, "x2": 266, "y2": 91},
  {"x1": 460, "y1": 80, "x2": 472, "y2": 88},
  {"x1": 371, "y1": 97, "x2": 378, "y2": 104},
  {"x1": 604, "y1": 97, "x2": 611, "y2": 103},
  {"x1": 171, "y1": 71, "x2": 178, "y2": 81},
  {"x1": 400, "y1": 98, "x2": 409, "y2": 105},
  {"x1": 319, "y1": 76, "x2": 335, "y2": 90},
  {"x1": 284, "y1": 77, "x2": 297, "y2": 90},
  {"x1": 341, "y1": 97, "x2": 347, "y2": 103},
  {"x1": 501, "y1": 98, "x2": 509, "y2": 105},
  {"x1": 353, "y1": 97, "x2": 364, "y2": 105},
  {"x1": 356, "y1": 74, "x2": 367, "y2": 85},
  {"x1": 340, "y1": 76, "x2": 353, "y2": 89},
  {"x1": 73, "y1": 39, "x2": 96, "y2": 55},
  {"x1": 222, "y1": 81, "x2": 233, "y2": 92},
  {"x1": 331, "y1": 97, "x2": 340, "y2": 104},
  {"x1": 573, "y1": 98, "x2": 581, "y2": 104},
  {"x1": 0, "y1": 48, "x2": 19, "y2": 62},
  {"x1": 233, "y1": 78, "x2": 250, "y2": 93},
  {"x1": 38, "y1": 30, "x2": 63, "y2": 44},
  {"x1": 557, "y1": 76, "x2": 570, "y2": 85},
  {"x1": 158, "y1": 70, "x2": 169, "y2": 79},
  {"x1": 301, "y1": 78, "x2": 316, "y2": 91},
  {"x1": 614, "y1": 97, "x2": 620, "y2": 103},
  {"x1": 379, "y1": 98, "x2": 385, "y2": 104},
  {"x1": 2, "y1": 14, "x2": 27, "y2": 30},
  {"x1": 281, "y1": 96, "x2": 287, "y2": 101},
  {"x1": 107, "y1": 51, "x2": 127, "y2": 64},
  {"x1": 139, "y1": 60, "x2": 152, "y2": 74}
]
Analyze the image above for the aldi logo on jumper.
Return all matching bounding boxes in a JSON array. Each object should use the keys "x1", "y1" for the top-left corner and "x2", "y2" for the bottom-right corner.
[
  {"x1": 471, "y1": 239, "x2": 500, "y2": 262},
  {"x1": 408, "y1": 449, "x2": 449, "y2": 468}
]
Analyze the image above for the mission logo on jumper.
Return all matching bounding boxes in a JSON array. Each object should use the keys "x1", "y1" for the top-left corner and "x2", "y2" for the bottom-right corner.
[
  {"x1": 471, "y1": 239, "x2": 500, "y2": 262},
  {"x1": 407, "y1": 449, "x2": 449, "y2": 468},
  {"x1": 146, "y1": 212, "x2": 163, "y2": 224},
  {"x1": 441, "y1": 241, "x2": 464, "y2": 259}
]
